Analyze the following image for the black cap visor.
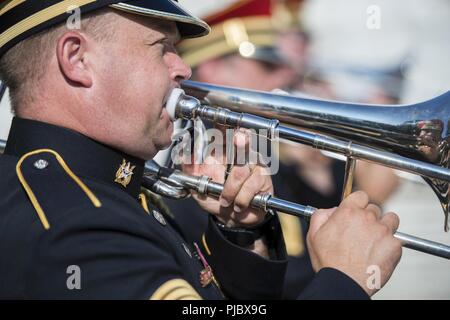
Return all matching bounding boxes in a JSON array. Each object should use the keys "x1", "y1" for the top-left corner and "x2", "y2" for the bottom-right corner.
[{"x1": 111, "y1": 1, "x2": 210, "y2": 38}]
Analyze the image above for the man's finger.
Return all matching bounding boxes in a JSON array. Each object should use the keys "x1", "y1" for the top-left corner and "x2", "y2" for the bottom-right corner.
[
  {"x1": 219, "y1": 164, "x2": 252, "y2": 207},
  {"x1": 366, "y1": 203, "x2": 382, "y2": 220},
  {"x1": 233, "y1": 167, "x2": 269, "y2": 212},
  {"x1": 342, "y1": 191, "x2": 370, "y2": 210},
  {"x1": 308, "y1": 207, "x2": 337, "y2": 238},
  {"x1": 380, "y1": 212, "x2": 400, "y2": 234},
  {"x1": 233, "y1": 129, "x2": 252, "y2": 166},
  {"x1": 234, "y1": 129, "x2": 251, "y2": 149}
]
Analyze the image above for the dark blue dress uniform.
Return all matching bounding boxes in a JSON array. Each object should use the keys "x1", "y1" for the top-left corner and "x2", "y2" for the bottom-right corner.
[
  {"x1": 0, "y1": 118, "x2": 369, "y2": 300},
  {"x1": 0, "y1": 117, "x2": 289, "y2": 299}
]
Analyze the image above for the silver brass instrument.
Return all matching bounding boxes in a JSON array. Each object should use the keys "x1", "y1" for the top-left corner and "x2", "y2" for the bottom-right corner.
[
  {"x1": 1, "y1": 83, "x2": 450, "y2": 259},
  {"x1": 179, "y1": 81, "x2": 450, "y2": 232},
  {"x1": 161, "y1": 84, "x2": 450, "y2": 259}
]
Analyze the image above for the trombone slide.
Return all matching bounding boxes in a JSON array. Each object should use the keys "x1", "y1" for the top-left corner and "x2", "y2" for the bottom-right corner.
[{"x1": 144, "y1": 162, "x2": 450, "y2": 260}]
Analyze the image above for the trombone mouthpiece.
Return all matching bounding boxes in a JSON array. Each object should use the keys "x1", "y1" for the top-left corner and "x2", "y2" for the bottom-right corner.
[
  {"x1": 166, "y1": 88, "x2": 203, "y2": 121},
  {"x1": 166, "y1": 88, "x2": 185, "y2": 121}
]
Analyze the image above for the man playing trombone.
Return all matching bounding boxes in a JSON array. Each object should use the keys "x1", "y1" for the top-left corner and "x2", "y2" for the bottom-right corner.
[{"x1": 0, "y1": 0, "x2": 401, "y2": 299}]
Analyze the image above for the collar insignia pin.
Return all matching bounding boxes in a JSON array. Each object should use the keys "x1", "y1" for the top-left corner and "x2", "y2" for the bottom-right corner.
[{"x1": 115, "y1": 159, "x2": 136, "y2": 188}]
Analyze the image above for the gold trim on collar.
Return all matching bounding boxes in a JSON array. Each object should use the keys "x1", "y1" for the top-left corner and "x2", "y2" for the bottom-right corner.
[
  {"x1": 139, "y1": 193, "x2": 150, "y2": 214},
  {"x1": 15, "y1": 148, "x2": 102, "y2": 230}
]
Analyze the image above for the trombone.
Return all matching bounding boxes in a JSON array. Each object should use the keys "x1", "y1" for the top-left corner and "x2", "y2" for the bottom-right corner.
[
  {"x1": 177, "y1": 81, "x2": 450, "y2": 233},
  {"x1": 158, "y1": 84, "x2": 450, "y2": 259},
  {"x1": 1, "y1": 83, "x2": 450, "y2": 259}
]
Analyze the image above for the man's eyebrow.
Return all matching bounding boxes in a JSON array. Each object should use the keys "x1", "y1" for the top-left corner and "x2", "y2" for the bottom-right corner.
[{"x1": 145, "y1": 33, "x2": 180, "y2": 47}]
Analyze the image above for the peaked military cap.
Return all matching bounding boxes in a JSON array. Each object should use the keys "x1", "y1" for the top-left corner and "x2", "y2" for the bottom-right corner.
[
  {"x1": 177, "y1": 0, "x2": 283, "y2": 68},
  {"x1": 0, "y1": 0, "x2": 210, "y2": 57}
]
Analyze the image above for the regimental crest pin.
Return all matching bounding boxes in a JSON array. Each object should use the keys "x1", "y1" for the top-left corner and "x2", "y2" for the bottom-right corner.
[
  {"x1": 115, "y1": 159, "x2": 136, "y2": 187},
  {"x1": 193, "y1": 242, "x2": 215, "y2": 288}
]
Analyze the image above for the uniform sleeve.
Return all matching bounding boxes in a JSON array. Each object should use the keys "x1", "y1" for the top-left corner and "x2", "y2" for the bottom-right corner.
[
  {"x1": 202, "y1": 215, "x2": 288, "y2": 300},
  {"x1": 24, "y1": 206, "x2": 200, "y2": 300},
  {"x1": 297, "y1": 268, "x2": 370, "y2": 300},
  {"x1": 203, "y1": 216, "x2": 369, "y2": 300}
]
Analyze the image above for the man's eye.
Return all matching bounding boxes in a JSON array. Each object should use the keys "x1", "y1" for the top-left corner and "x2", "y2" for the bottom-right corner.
[
  {"x1": 155, "y1": 41, "x2": 168, "y2": 52},
  {"x1": 161, "y1": 42, "x2": 169, "y2": 50},
  {"x1": 148, "y1": 38, "x2": 175, "y2": 54}
]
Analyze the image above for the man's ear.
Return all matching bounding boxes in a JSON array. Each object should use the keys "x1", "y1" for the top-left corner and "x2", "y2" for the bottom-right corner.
[{"x1": 56, "y1": 31, "x2": 93, "y2": 87}]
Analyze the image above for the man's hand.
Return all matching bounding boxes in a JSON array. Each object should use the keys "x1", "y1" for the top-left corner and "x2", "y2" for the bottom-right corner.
[
  {"x1": 182, "y1": 130, "x2": 273, "y2": 228},
  {"x1": 307, "y1": 191, "x2": 402, "y2": 296}
]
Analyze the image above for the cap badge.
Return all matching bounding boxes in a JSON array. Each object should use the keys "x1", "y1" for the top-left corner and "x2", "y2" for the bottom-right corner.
[{"x1": 115, "y1": 159, "x2": 136, "y2": 188}]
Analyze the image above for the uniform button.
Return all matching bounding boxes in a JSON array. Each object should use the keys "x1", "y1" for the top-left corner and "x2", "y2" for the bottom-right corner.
[
  {"x1": 182, "y1": 243, "x2": 192, "y2": 258},
  {"x1": 33, "y1": 159, "x2": 49, "y2": 170},
  {"x1": 152, "y1": 210, "x2": 167, "y2": 226}
]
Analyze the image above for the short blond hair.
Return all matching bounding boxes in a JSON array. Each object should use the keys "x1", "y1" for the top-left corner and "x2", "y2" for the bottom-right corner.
[{"x1": 0, "y1": 8, "x2": 115, "y2": 114}]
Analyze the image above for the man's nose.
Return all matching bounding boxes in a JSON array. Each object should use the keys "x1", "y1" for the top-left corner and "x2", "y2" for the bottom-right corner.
[{"x1": 169, "y1": 53, "x2": 192, "y2": 81}]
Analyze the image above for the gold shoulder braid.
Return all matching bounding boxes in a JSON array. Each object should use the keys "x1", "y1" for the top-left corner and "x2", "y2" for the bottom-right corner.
[{"x1": 140, "y1": 188, "x2": 175, "y2": 219}]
